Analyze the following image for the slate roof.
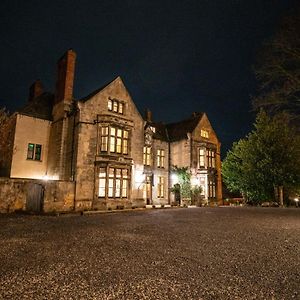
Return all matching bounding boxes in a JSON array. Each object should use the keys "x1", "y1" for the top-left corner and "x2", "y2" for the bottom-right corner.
[
  {"x1": 166, "y1": 113, "x2": 203, "y2": 142},
  {"x1": 145, "y1": 112, "x2": 204, "y2": 142},
  {"x1": 18, "y1": 92, "x2": 54, "y2": 121},
  {"x1": 146, "y1": 121, "x2": 169, "y2": 141}
]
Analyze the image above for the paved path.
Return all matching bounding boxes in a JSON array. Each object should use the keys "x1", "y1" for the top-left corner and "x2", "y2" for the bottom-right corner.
[{"x1": 0, "y1": 207, "x2": 299, "y2": 299}]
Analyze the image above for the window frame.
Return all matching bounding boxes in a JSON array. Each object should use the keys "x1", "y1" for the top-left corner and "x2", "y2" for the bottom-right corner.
[
  {"x1": 157, "y1": 149, "x2": 165, "y2": 168},
  {"x1": 157, "y1": 176, "x2": 165, "y2": 198},
  {"x1": 27, "y1": 143, "x2": 42, "y2": 161},
  {"x1": 98, "y1": 167, "x2": 129, "y2": 199},
  {"x1": 199, "y1": 148, "x2": 205, "y2": 168},
  {"x1": 107, "y1": 98, "x2": 124, "y2": 115},
  {"x1": 207, "y1": 149, "x2": 216, "y2": 169},
  {"x1": 201, "y1": 129, "x2": 209, "y2": 139},
  {"x1": 99, "y1": 125, "x2": 129, "y2": 155},
  {"x1": 143, "y1": 146, "x2": 151, "y2": 166},
  {"x1": 208, "y1": 180, "x2": 216, "y2": 198}
]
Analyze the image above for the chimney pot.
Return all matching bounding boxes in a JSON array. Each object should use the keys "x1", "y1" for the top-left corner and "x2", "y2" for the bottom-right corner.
[
  {"x1": 28, "y1": 80, "x2": 43, "y2": 102},
  {"x1": 145, "y1": 109, "x2": 152, "y2": 122}
]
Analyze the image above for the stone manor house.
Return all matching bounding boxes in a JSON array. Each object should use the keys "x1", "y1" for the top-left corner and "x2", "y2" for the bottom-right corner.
[{"x1": 0, "y1": 50, "x2": 222, "y2": 212}]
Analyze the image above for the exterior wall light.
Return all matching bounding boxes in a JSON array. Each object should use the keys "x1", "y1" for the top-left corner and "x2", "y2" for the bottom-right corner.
[{"x1": 171, "y1": 173, "x2": 179, "y2": 184}]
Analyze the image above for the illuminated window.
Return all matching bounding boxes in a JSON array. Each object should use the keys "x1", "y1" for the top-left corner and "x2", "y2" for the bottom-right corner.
[
  {"x1": 108, "y1": 99, "x2": 113, "y2": 111},
  {"x1": 98, "y1": 167, "x2": 129, "y2": 198},
  {"x1": 113, "y1": 101, "x2": 118, "y2": 113},
  {"x1": 143, "y1": 146, "x2": 151, "y2": 166},
  {"x1": 100, "y1": 127, "x2": 108, "y2": 152},
  {"x1": 123, "y1": 130, "x2": 129, "y2": 154},
  {"x1": 108, "y1": 98, "x2": 124, "y2": 114},
  {"x1": 208, "y1": 180, "x2": 216, "y2": 198},
  {"x1": 201, "y1": 129, "x2": 209, "y2": 138},
  {"x1": 122, "y1": 169, "x2": 128, "y2": 197},
  {"x1": 119, "y1": 103, "x2": 124, "y2": 114},
  {"x1": 199, "y1": 148, "x2": 205, "y2": 167},
  {"x1": 157, "y1": 149, "x2": 165, "y2": 168},
  {"x1": 100, "y1": 126, "x2": 129, "y2": 155},
  {"x1": 158, "y1": 176, "x2": 165, "y2": 198},
  {"x1": 98, "y1": 168, "x2": 106, "y2": 197},
  {"x1": 207, "y1": 149, "x2": 216, "y2": 168},
  {"x1": 110, "y1": 127, "x2": 116, "y2": 152},
  {"x1": 27, "y1": 143, "x2": 42, "y2": 161},
  {"x1": 116, "y1": 129, "x2": 122, "y2": 153}
]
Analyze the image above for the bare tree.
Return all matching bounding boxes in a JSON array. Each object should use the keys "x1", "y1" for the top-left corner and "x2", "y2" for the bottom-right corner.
[{"x1": 253, "y1": 7, "x2": 300, "y2": 122}]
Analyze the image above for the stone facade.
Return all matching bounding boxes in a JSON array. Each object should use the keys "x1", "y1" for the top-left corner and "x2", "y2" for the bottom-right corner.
[{"x1": 0, "y1": 49, "x2": 222, "y2": 212}]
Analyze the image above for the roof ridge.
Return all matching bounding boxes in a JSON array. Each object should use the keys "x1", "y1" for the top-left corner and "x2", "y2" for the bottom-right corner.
[{"x1": 79, "y1": 76, "x2": 121, "y2": 102}]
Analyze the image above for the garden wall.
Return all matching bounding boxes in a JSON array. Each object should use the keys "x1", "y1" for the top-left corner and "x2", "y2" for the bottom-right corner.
[{"x1": 0, "y1": 178, "x2": 75, "y2": 213}]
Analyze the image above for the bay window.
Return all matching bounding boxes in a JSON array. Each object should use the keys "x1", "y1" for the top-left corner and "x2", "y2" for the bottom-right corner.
[
  {"x1": 98, "y1": 167, "x2": 129, "y2": 198},
  {"x1": 100, "y1": 126, "x2": 129, "y2": 155}
]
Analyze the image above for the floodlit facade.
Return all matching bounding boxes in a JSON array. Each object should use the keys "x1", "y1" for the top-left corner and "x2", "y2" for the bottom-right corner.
[{"x1": 0, "y1": 50, "x2": 222, "y2": 211}]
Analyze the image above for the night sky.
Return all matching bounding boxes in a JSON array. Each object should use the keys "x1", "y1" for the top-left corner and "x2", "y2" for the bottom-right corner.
[{"x1": 0, "y1": 0, "x2": 298, "y2": 156}]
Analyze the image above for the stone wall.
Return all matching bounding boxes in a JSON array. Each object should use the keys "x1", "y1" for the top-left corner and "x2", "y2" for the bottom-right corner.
[
  {"x1": 170, "y1": 139, "x2": 191, "y2": 168},
  {"x1": 0, "y1": 113, "x2": 17, "y2": 177},
  {"x1": 0, "y1": 178, "x2": 75, "y2": 213}
]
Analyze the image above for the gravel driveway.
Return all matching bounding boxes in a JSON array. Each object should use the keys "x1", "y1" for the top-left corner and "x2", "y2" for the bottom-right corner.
[{"x1": 0, "y1": 207, "x2": 299, "y2": 299}]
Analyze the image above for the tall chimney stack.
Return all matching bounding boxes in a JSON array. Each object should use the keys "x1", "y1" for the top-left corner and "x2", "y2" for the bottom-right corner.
[
  {"x1": 54, "y1": 49, "x2": 76, "y2": 104},
  {"x1": 28, "y1": 80, "x2": 43, "y2": 102}
]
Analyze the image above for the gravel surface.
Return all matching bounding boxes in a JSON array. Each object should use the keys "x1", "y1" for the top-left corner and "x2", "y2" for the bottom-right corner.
[{"x1": 0, "y1": 207, "x2": 299, "y2": 300}]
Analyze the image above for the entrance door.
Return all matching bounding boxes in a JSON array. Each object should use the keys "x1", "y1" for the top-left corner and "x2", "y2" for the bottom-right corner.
[
  {"x1": 26, "y1": 183, "x2": 44, "y2": 212},
  {"x1": 146, "y1": 176, "x2": 152, "y2": 205}
]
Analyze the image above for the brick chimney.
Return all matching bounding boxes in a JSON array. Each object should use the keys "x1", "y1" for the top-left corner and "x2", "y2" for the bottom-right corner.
[
  {"x1": 28, "y1": 80, "x2": 43, "y2": 102},
  {"x1": 145, "y1": 108, "x2": 152, "y2": 122},
  {"x1": 54, "y1": 49, "x2": 76, "y2": 104}
]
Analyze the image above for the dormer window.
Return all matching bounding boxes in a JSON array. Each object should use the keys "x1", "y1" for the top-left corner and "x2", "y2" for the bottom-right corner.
[
  {"x1": 108, "y1": 98, "x2": 124, "y2": 114},
  {"x1": 201, "y1": 129, "x2": 209, "y2": 138}
]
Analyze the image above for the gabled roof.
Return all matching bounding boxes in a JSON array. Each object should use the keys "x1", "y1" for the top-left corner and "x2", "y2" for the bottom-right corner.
[
  {"x1": 18, "y1": 92, "x2": 54, "y2": 121},
  {"x1": 79, "y1": 76, "x2": 120, "y2": 103},
  {"x1": 166, "y1": 112, "x2": 203, "y2": 142},
  {"x1": 145, "y1": 121, "x2": 169, "y2": 141}
]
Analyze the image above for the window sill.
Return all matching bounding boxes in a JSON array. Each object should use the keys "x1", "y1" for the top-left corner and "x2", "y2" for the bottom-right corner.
[{"x1": 26, "y1": 159, "x2": 42, "y2": 162}]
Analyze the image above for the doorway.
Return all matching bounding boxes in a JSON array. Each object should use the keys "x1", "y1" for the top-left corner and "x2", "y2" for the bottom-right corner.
[{"x1": 26, "y1": 183, "x2": 44, "y2": 212}]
